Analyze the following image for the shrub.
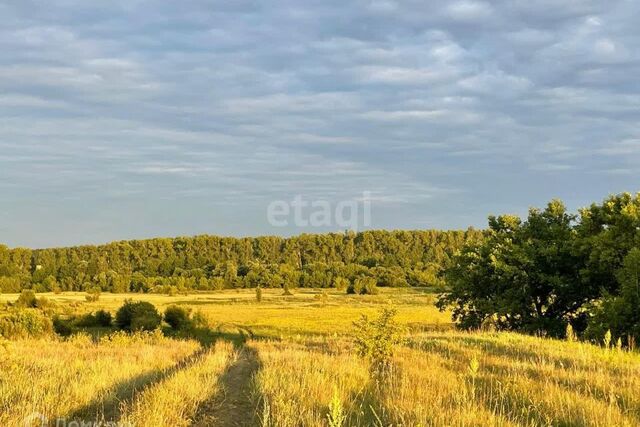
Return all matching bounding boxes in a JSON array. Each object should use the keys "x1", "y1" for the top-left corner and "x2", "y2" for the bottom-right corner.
[
  {"x1": 0, "y1": 309, "x2": 54, "y2": 339},
  {"x1": 353, "y1": 308, "x2": 403, "y2": 380},
  {"x1": 333, "y1": 277, "x2": 349, "y2": 292},
  {"x1": 85, "y1": 287, "x2": 101, "y2": 302},
  {"x1": 191, "y1": 310, "x2": 209, "y2": 329},
  {"x1": 327, "y1": 386, "x2": 346, "y2": 427},
  {"x1": 164, "y1": 305, "x2": 192, "y2": 330},
  {"x1": 347, "y1": 277, "x2": 378, "y2": 295},
  {"x1": 282, "y1": 283, "x2": 294, "y2": 296},
  {"x1": 75, "y1": 310, "x2": 112, "y2": 328},
  {"x1": 94, "y1": 309, "x2": 112, "y2": 327},
  {"x1": 256, "y1": 287, "x2": 263, "y2": 302},
  {"x1": 15, "y1": 290, "x2": 38, "y2": 308},
  {"x1": 53, "y1": 316, "x2": 73, "y2": 337},
  {"x1": 35, "y1": 296, "x2": 51, "y2": 310},
  {"x1": 115, "y1": 300, "x2": 161, "y2": 331}
]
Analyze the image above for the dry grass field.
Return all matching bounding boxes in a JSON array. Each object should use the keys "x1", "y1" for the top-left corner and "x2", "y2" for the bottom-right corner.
[{"x1": 1, "y1": 288, "x2": 639, "y2": 426}]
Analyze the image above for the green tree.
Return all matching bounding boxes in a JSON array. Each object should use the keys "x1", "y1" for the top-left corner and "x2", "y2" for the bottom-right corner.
[
  {"x1": 115, "y1": 300, "x2": 161, "y2": 331},
  {"x1": 438, "y1": 200, "x2": 587, "y2": 336},
  {"x1": 586, "y1": 248, "x2": 640, "y2": 344}
]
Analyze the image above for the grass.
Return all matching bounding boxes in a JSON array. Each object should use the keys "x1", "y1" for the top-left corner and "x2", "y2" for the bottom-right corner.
[
  {"x1": 2, "y1": 288, "x2": 639, "y2": 426},
  {"x1": 0, "y1": 331, "x2": 199, "y2": 425}
]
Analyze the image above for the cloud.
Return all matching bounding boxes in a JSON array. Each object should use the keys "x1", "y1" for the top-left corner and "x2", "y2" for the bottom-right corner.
[{"x1": 0, "y1": 0, "x2": 639, "y2": 246}]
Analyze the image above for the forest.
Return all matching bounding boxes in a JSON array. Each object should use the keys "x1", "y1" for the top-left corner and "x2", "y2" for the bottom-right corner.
[
  {"x1": 1, "y1": 192, "x2": 639, "y2": 343},
  {"x1": 0, "y1": 229, "x2": 480, "y2": 293}
]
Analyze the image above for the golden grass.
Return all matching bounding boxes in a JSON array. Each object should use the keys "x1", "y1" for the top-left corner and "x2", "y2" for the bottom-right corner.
[
  {"x1": 0, "y1": 331, "x2": 199, "y2": 425},
  {"x1": 252, "y1": 332, "x2": 640, "y2": 427},
  {"x1": 2, "y1": 290, "x2": 639, "y2": 426},
  {"x1": 120, "y1": 341, "x2": 236, "y2": 426}
]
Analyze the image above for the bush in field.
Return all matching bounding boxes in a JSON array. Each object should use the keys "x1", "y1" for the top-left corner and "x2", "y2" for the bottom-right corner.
[
  {"x1": 347, "y1": 277, "x2": 378, "y2": 295},
  {"x1": 115, "y1": 300, "x2": 161, "y2": 331},
  {"x1": 85, "y1": 287, "x2": 101, "y2": 302},
  {"x1": 333, "y1": 277, "x2": 349, "y2": 292},
  {"x1": 94, "y1": 309, "x2": 112, "y2": 327},
  {"x1": 53, "y1": 316, "x2": 73, "y2": 336},
  {"x1": 282, "y1": 282, "x2": 294, "y2": 296},
  {"x1": 256, "y1": 286, "x2": 263, "y2": 302},
  {"x1": 0, "y1": 309, "x2": 53, "y2": 339},
  {"x1": 191, "y1": 310, "x2": 209, "y2": 329},
  {"x1": 164, "y1": 305, "x2": 192, "y2": 330},
  {"x1": 15, "y1": 290, "x2": 38, "y2": 308},
  {"x1": 353, "y1": 308, "x2": 403, "y2": 380},
  {"x1": 75, "y1": 310, "x2": 112, "y2": 328}
]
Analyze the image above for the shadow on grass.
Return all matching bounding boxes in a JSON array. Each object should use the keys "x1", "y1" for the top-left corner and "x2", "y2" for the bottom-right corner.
[
  {"x1": 62, "y1": 346, "x2": 210, "y2": 423},
  {"x1": 192, "y1": 345, "x2": 263, "y2": 427}
]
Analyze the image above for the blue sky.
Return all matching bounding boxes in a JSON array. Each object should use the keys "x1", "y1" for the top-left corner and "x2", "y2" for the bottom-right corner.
[{"x1": 1, "y1": 0, "x2": 639, "y2": 248}]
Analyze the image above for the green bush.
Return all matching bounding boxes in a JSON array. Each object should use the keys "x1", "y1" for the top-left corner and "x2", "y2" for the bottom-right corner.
[
  {"x1": 53, "y1": 316, "x2": 73, "y2": 337},
  {"x1": 164, "y1": 305, "x2": 192, "y2": 330},
  {"x1": 15, "y1": 290, "x2": 38, "y2": 308},
  {"x1": 85, "y1": 287, "x2": 101, "y2": 302},
  {"x1": 94, "y1": 309, "x2": 112, "y2": 327},
  {"x1": 0, "y1": 309, "x2": 54, "y2": 339},
  {"x1": 353, "y1": 308, "x2": 403, "y2": 379},
  {"x1": 75, "y1": 310, "x2": 112, "y2": 328},
  {"x1": 115, "y1": 300, "x2": 161, "y2": 331},
  {"x1": 347, "y1": 277, "x2": 378, "y2": 295},
  {"x1": 333, "y1": 277, "x2": 349, "y2": 292}
]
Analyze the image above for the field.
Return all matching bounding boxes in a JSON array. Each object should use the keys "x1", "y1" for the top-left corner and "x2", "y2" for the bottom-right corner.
[{"x1": 1, "y1": 288, "x2": 639, "y2": 426}]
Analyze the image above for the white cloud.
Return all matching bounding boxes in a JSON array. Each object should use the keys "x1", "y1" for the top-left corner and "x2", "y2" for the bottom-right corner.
[{"x1": 446, "y1": 1, "x2": 493, "y2": 22}]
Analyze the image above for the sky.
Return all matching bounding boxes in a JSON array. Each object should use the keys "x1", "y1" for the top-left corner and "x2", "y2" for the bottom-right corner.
[{"x1": 1, "y1": 0, "x2": 639, "y2": 248}]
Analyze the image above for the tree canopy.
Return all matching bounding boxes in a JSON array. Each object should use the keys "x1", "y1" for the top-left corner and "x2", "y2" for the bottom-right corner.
[{"x1": 439, "y1": 192, "x2": 640, "y2": 342}]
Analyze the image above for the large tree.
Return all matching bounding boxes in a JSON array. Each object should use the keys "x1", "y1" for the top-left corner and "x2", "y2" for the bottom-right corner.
[{"x1": 438, "y1": 200, "x2": 588, "y2": 336}]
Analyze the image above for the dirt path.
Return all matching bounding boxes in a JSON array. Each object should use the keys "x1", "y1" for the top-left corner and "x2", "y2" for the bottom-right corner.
[{"x1": 193, "y1": 345, "x2": 261, "y2": 427}]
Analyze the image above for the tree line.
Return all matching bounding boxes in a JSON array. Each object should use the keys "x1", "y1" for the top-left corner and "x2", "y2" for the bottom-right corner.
[
  {"x1": 0, "y1": 230, "x2": 481, "y2": 293},
  {"x1": 438, "y1": 192, "x2": 640, "y2": 345}
]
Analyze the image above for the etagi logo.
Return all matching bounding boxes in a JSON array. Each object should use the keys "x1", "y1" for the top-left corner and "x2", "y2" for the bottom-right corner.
[{"x1": 267, "y1": 192, "x2": 372, "y2": 230}]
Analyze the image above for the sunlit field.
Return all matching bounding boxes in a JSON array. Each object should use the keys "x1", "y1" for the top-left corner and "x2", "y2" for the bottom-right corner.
[{"x1": 2, "y1": 289, "x2": 639, "y2": 426}]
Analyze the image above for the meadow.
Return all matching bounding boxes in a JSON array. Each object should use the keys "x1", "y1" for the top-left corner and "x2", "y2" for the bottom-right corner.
[{"x1": 1, "y1": 288, "x2": 639, "y2": 426}]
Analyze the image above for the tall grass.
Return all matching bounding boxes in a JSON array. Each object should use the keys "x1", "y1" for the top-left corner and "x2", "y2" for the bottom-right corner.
[
  {"x1": 120, "y1": 341, "x2": 236, "y2": 426},
  {"x1": 252, "y1": 332, "x2": 640, "y2": 426},
  {"x1": 2, "y1": 291, "x2": 639, "y2": 426},
  {"x1": 0, "y1": 332, "x2": 199, "y2": 425}
]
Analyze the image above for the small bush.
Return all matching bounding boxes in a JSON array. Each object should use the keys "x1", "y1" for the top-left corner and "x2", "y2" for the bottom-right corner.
[
  {"x1": 353, "y1": 308, "x2": 403, "y2": 380},
  {"x1": 164, "y1": 305, "x2": 192, "y2": 330},
  {"x1": 0, "y1": 309, "x2": 54, "y2": 339},
  {"x1": 75, "y1": 310, "x2": 112, "y2": 328},
  {"x1": 85, "y1": 287, "x2": 101, "y2": 302},
  {"x1": 333, "y1": 277, "x2": 349, "y2": 292},
  {"x1": 15, "y1": 290, "x2": 38, "y2": 308},
  {"x1": 347, "y1": 277, "x2": 378, "y2": 295},
  {"x1": 115, "y1": 300, "x2": 162, "y2": 331},
  {"x1": 256, "y1": 287, "x2": 263, "y2": 302},
  {"x1": 191, "y1": 310, "x2": 209, "y2": 329},
  {"x1": 35, "y1": 296, "x2": 51, "y2": 310},
  {"x1": 94, "y1": 309, "x2": 112, "y2": 327},
  {"x1": 53, "y1": 316, "x2": 73, "y2": 337}
]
